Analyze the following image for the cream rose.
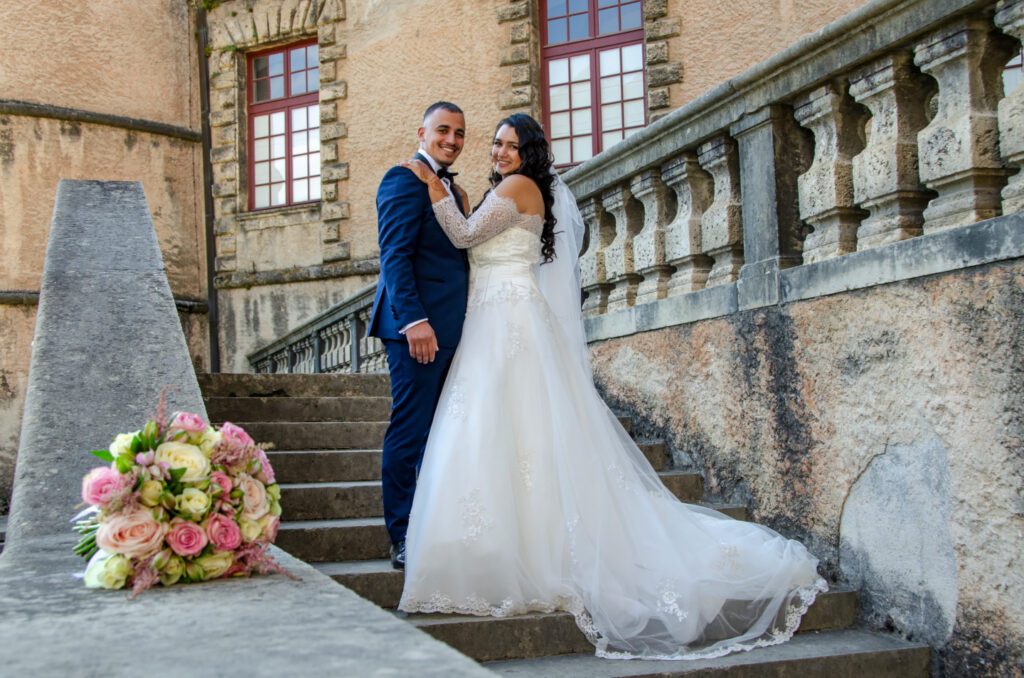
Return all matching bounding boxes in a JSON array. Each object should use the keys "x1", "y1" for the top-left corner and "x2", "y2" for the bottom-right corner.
[
  {"x1": 160, "y1": 555, "x2": 185, "y2": 587},
  {"x1": 239, "y1": 518, "x2": 262, "y2": 543},
  {"x1": 96, "y1": 509, "x2": 168, "y2": 560},
  {"x1": 194, "y1": 551, "x2": 235, "y2": 580},
  {"x1": 109, "y1": 432, "x2": 137, "y2": 458},
  {"x1": 175, "y1": 487, "x2": 211, "y2": 520},
  {"x1": 139, "y1": 480, "x2": 164, "y2": 508},
  {"x1": 198, "y1": 428, "x2": 222, "y2": 459},
  {"x1": 83, "y1": 551, "x2": 133, "y2": 590},
  {"x1": 155, "y1": 441, "x2": 210, "y2": 482},
  {"x1": 238, "y1": 473, "x2": 270, "y2": 521}
]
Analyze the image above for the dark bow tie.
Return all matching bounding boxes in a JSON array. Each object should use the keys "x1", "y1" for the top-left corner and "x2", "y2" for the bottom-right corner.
[{"x1": 436, "y1": 167, "x2": 458, "y2": 181}]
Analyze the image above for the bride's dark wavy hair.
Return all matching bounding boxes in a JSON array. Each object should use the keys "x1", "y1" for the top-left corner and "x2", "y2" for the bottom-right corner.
[{"x1": 479, "y1": 113, "x2": 557, "y2": 262}]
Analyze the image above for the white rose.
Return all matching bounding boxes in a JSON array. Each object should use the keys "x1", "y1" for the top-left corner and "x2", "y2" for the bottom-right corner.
[
  {"x1": 155, "y1": 441, "x2": 210, "y2": 482},
  {"x1": 198, "y1": 428, "x2": 222, "y2": 459},
  {"x1": 83, "y1": 551, "x2": 133, "y2": 590},
  {"x1": 175, "y1": 487, "x2": 211, "y2": 520},
  {"x1": 109, "y1": 432, "x2": 137, "y2": 458},
  {"x1": 238, "y1": 474, "x2": 270, "y2": 521}
]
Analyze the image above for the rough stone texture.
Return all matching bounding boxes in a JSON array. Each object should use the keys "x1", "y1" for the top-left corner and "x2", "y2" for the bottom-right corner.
[
  {"x1": 579, "y1": 198, "x2": 615, "y2": 316},
  {"x1": 697, "y1": 135, "x2": 743, "y2": 288},
  {"x1": 914, "y1": 18, "x2": 1016, "y2": 232},
  {"x1": 601, "y1": 185, "x2": 644, "y2": 311},
  {"x1": 794, "y1": 81, "x2": 868, "y2": 263},
  {"x1": 848, "y1": 52, "x2": 934, "y2": 249},
  {"x1": 630, "y1": 170, "x2": 674, "y2": 305},
  {"x1": 588, "y1": 257, "x2": 1024, "y2": 676}
]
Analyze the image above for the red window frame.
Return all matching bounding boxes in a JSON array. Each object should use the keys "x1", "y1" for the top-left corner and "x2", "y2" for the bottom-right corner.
[
  {"x1": 541, "y1": 0, "x2": 646, "y2": 168},
  {"x1": 246, "y1": 39, "x2": 320, "y2": 211}
]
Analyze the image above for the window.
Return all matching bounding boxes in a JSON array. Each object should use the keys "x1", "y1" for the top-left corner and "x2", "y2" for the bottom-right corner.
[
  {"x1": 542, "y1": 0, "x2": 646, "y2": 167},
  {"x1": 247, "y1": 40, "x2": 321, "y2": 210}
]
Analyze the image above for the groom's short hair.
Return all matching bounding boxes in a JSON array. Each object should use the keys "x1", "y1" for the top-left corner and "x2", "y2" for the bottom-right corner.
[{"x1": 423, "y1": 101, "x2": 463, "y2": 122}]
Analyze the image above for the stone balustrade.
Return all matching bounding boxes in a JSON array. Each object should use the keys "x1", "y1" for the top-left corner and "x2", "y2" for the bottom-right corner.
[
  {"x1": 249, "y1": 284, "x2": 385, "y2": 374},
  {"x1": 564, "y1": 0, "x2": 1024, "y2": 336}
]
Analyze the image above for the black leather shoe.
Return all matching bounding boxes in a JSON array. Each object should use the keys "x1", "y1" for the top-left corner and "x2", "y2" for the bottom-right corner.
[{"x1": 390, "y1": 541, "x2": 406, "y2": 570}]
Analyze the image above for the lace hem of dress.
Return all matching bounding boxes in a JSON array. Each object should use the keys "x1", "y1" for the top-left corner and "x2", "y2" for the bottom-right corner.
[{"x1": 400, "y1": 577, "x2": 828, "y2": 662}]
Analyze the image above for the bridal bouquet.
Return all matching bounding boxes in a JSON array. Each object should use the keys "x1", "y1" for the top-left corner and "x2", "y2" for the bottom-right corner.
[{"x1": 72, "y1": 407, "x2": 288, "y2": 597}]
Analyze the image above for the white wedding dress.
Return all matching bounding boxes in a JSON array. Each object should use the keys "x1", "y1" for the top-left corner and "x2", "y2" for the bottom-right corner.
[{"x1": 399, "y1": 185, "x2": 827, "y2": 660}]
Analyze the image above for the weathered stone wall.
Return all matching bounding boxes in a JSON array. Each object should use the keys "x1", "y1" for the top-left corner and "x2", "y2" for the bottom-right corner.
[
  {"x1": 0, "y1": 1, "x2": 206, "y2": 513},
  {"x1": 589, "y1": 257, "x2": 1024, "y2": 674}
]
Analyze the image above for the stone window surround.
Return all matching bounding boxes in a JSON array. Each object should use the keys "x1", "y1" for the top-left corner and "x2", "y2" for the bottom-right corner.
[
  {"x1": 204, "y1": 0, "x2": 349, "y2": 286},
  {"x1": 496, "y1": 0, "x2": 683, "y2": 120}
]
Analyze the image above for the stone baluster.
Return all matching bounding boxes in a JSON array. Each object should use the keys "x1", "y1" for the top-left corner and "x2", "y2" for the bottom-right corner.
[
  {"x1": 578, "y1": 197, "x2": 615, "y2": 316},
  {"x1": 601, "y1": 185, "x2": 645, "y2": 311},
  {"x1": 730, "y1": 105, "x2": 811, "y2": 307},
  {"x1": 996, "y1": 0, "x2": 1024, "y2": 213},
  {"x1": 629, "y1": 170, "x2": 675, "y2": 305},
  {"x1": 697, "y1": 136, "x2": 744, "y2": 287},
  {"x1": 661, "y1": 152, "x2": 714, "y2": 296},
  {"x1": 848, "y1": 52, "x2": 935, "y2": 248},
  {"x1": 794, "y1": 81, "x2": 869, "y2": 262},
  {"x1": 914, "y1": 17, "x2": 1016, "y2": 232}
]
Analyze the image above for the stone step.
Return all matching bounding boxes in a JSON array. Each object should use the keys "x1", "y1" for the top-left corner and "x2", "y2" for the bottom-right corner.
[
  {"x1": 237, "y1": 422, "x2": 389, "y2": 450},
  {"x1": 0, "y1": 514, "x2": 6, "y2": 554},
  {"x1": 320, "y1": 560, "x2": 853, "y2": 623},
  {"x1": 284, "y1": 502, "x2": 748, "y2": 564},
  {"x1": 407, "y1": 587, "x2": 857, "y2": 663},
  {"x1": 483, "y1": 629, "x2": 930, "y2": 676},
  {"x1": 205, "y1": 396, "x2": 392, "y2": 423},
  {"x1": 197, "y1": 372, "x2": 391, "y2": 398},
  {"x1": 280, "y1": 470, "x2": 705, "y2": 521},
  {"x1": 270, "y1": 442, "x2": 670, "y2": 483}
]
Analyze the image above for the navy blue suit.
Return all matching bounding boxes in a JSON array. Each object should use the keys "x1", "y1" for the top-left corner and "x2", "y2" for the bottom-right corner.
[{"x1": 369, "y1": 163, "x2": 468, "y2": 546}]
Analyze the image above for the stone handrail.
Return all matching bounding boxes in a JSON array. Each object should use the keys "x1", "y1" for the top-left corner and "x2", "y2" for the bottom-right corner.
[
  {"x1": 248, "y1": 283, "x2": 386, "y2": 374},
  {"x1": 563, "y1": 0, "x2": 1024, "y2": 339}
]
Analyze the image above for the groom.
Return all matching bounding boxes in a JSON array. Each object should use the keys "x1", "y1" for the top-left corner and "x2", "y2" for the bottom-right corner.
[{"x1": 368, "y1": 101, "x2": 469, "y2": 570}]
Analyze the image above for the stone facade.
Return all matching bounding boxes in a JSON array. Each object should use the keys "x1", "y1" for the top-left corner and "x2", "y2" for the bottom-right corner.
[{"x1": 0, "y1": 1, "x2": 207, "y2": 514}]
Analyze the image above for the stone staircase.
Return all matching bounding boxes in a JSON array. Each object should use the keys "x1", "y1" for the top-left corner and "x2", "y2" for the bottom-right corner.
[{"x1": 198, "y1": 373, "x2": 931, "y2": 676}]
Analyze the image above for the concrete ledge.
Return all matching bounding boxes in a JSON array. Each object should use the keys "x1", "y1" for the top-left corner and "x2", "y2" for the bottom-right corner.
[{"x1": 585, "y1": 213, "x2": 1024, "y2": 342}]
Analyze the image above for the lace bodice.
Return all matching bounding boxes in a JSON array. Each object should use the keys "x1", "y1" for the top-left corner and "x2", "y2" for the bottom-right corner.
[{"x1": 432, "y1": 193, "x2": 543, "y2": 270}]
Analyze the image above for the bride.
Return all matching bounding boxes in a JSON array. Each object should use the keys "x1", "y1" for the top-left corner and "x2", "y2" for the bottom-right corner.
[{"x1": 396, "y1": 113, "x2": 826, "y2": 660}]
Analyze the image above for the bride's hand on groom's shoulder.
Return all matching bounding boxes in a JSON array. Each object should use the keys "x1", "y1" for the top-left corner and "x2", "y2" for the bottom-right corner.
[{"x1": 399, "y1": 159, "x2": 437, "y2": 186}]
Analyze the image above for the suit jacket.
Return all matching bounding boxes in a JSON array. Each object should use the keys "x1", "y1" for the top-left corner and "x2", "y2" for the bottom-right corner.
[{"x1": 368, "y1": 163, "x2": 469, "y2": 349}]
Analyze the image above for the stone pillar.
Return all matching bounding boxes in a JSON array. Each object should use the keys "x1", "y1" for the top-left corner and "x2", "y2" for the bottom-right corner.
[
  {"x1": 914, "y1": 18, "x2": 1016, "y2": 232},
  {"x1": 849, "y1": 52, "x2": 935, "y2": 249},
  {"x1": 662, "y1": 152, "x2": 714, "y2": 295},
  {"x1": 601, "y1": 185, "x2": 644, "y2": 311},
  {"x1": 697, "y1": 136, "x2": 744, "y2": 288},
  {"x1": 996, "y1": 0, "x2": 1024, "y2": 213},
  {"x1": 630, "y1": 170, "x2": 674, "y2": 305},
  {"x1": 730, "y1": 106, "x2": 809, "y2": 306},
  {"x1": 794, "y1": 81, "x2": 869, "y2": 263},
  {"x1": 578, "y1": 197, "x2": 614, "y2": 316}
]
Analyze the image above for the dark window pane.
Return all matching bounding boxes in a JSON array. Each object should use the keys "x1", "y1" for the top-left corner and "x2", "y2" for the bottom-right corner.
[
  {"x1": 568, "y1": 0, "x2": 588, "y2": 12},
  {"x1": 255, "y1": 79, "x2": 270, "y2": 101},
  {"x1": 308, "y1": 68, "x2": 319, "y2": 91},
  {"x1": 254, "y1": 56, "x2": 269, "y2": 79},
  {"x1": 291, "y1": 71, "x2": 306, "y2": 95},
  {"x1": 569, "y1": 13, "x2": 589, "y2": 40},
  {"x1": 548, "y1": 18, "x2": 567, "y2": 44},
  {"x1": 598, "y1": 0, "x2": 618, "y2": 7},
  {"x1": 547, "y1": 0, "x2": 567, "y2": 18},
  {"x1": 621, "y1": 2, "x2": 642, "y2": 30},
  {"x1": 270, "y1": 75, "x2": 285, "y2": 99},
  {"x1": 291, "y1": 47, "x2": 306, "y2": 72},
  {"x1": 268, "y1": 53, "x2": 284, "y2": 76},
  {"x1": 598, "y1": 8, "x2": 619, "y2": 34}
]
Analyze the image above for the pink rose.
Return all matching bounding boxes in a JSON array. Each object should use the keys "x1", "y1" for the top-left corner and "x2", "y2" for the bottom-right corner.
[
  {"x1": 96, "y1": 509, "x2": 168, "y2": 559},
  {"x1": 254, "y1": 448, "x2": 276, "y2": 485},
  {"x1": 210, "y1": 471, "x2": 233, "y2": 494},
  {"x1": 220, "y1": 422, "x2": 254, "y2": 449},
  {"x1": 170, "y1": 412, "x2": 208, "y2": 435},
  {"x1": 166, "y1": 519, "x2": 208, "y2": 557},
  {"x1": 259, "y1": 516, "x2": 280, "y2": 544},
  {"x1": 81, "y1": 467, "x2": 127, "y2": 506},
  {"x1": 238, "y1": 474, "x2": 270, "y2": 521},
  {"x1": 204, "y1": 513, "x2": 242, "y2": 551}
]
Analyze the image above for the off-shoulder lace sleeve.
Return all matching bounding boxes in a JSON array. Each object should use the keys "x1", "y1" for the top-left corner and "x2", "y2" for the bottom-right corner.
[{"x1": 432, "y1": 192, "x2": 524, "y2": 249}]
